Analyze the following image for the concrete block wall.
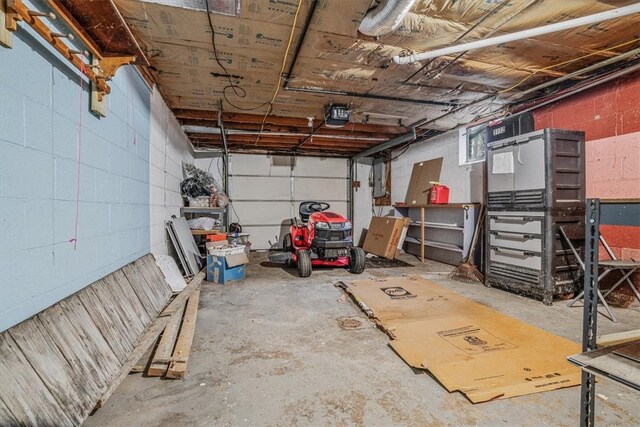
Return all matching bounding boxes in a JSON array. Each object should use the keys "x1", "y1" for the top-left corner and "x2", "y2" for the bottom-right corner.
[
  {"x1": 0, "y1": 24, "x2": 151, "y2": 330},
  {"x1": 149, "y1": 87, "x2": 195, "y2": 255}
]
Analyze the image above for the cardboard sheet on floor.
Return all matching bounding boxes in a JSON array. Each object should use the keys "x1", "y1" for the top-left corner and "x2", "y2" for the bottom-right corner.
[{"x1": 341, "y1": 276, "x2": 581, "y2": 403}]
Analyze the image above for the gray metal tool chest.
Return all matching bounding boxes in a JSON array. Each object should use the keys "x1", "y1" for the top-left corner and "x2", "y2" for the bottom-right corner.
[{"x1": 485, "y1": 129, "x2": 585, "y2": 304}]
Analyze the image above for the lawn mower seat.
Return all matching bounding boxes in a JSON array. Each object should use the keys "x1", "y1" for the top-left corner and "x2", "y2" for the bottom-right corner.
[{"x1": 299, "y1": 201, "x2": 329, "y2": 223}]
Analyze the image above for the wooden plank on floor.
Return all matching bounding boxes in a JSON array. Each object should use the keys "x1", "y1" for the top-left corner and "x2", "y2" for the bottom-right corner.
[
  {"x1": 598, "y1": 329, "x2": 640, "y2": 348},
  {"x1": 0, "y1": 333, "x2": 76, "y2": 426},
  {"x1": 122, "y1": 263, "x2": 162, "y2": 316},
  {"x1": 8, "y1": 320, "x2": 90, "y2": 424},
  {"x1": 95, "y1": 273, "x2": 204, "y2": 408},
  {"x1": 147, "y1": 304, "x2": 185, "y2": 377},
  {"x1": 95, "y1": 315, "x2": 172, "y2": 409},
  {"x1": 77, "y1": 285, "x2": 133, "y2": 362},
  {"x1": 160, "y1": 271, "x2": 205, "y2": 317},
  {"x1": 166, "y1": 288, "x2": 201, "y2": 379}
]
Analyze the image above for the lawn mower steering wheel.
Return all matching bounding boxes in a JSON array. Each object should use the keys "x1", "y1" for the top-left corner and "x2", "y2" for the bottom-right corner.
[{"x1": 309, "y1": 202, "x2": 330, "y2": 212}]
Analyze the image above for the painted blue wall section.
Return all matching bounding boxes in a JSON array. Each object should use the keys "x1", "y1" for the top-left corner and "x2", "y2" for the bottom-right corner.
[{"x1": 0, "y1": 23, "x2": 151, "y2": 331}]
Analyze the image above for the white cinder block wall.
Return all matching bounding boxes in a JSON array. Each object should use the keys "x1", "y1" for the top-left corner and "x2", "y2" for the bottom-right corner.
[
  {"x1": 353, "y1": 129, "x2": 483, "y2": 244},
  {"x1": 391, "y1": 130, "x2": 483, "y2": 206},
  {"x1": 149, "y1": 87, "x2": 195, "y2": 255}
]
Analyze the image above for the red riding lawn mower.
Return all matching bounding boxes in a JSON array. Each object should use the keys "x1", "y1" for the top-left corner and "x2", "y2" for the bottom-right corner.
[{"x1": 283, "y1": 201, "x2": 366, "y2": 277}]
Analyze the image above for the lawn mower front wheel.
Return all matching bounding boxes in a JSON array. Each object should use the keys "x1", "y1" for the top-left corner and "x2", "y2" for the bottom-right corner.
[
  {"x1": 348, "y1": 247, "x2": 366, "y2": 274},
  {"x1": 296, "y1": 249, "x2": 312, "y2": 277}
]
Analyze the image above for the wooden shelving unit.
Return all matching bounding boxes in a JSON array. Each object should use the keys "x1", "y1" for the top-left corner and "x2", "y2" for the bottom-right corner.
[{"x1": 394, "y1": 203, "x2": 480, "y2": 264}]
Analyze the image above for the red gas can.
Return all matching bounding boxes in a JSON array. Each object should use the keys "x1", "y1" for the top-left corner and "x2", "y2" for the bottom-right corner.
[{"x1": 429, "y1": 183, "x2": 450, "y2": 204}]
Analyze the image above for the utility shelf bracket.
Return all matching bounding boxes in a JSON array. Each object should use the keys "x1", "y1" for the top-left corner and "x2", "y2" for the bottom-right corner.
[{"x1": 4, "y1": 0, "x2": 136, "y2": 117}]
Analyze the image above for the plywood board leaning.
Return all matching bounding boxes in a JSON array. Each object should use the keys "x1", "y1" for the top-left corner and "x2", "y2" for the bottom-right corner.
[
  {"x1": 122, "y1": 262, "x2": 163, "y2": 316},
  {"x1": 0, "y1": 333, "x2": 74, "y2": 426},
  {"x1": 404, "y1": 158, "x2": 443, "y2": 205},
  {"x1": 341, "y1": 276, "x2": 581, "y2": 403},
  {"x1": 7, "y1": 321, "x2": 90, "y2": 424}
]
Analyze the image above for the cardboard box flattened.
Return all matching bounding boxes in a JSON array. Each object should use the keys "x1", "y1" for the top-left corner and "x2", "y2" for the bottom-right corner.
[
  {"x1": 342, "y1": 276, "x2": 581, "y2": 403},
  {"x1": 363, "y1": 217, "x2": 410, "y2": 259}
]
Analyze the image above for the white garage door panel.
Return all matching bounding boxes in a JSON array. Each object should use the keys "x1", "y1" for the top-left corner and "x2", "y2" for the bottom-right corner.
[
  {"x1": 230, "y1": 154, "x2": 291, "y2": 176},
  {"x1": 243, "y1": 225, "x2": 289, "y2": 250},
  {"x1": 229, "y1": 154, "x2": 348, "y2": 250},
  {"x1": 295, "y1": 178, "x2": 347, "y2": 200},
  {"x1": 232, "y1": 201, "x2": 293, "y2": 226},
  {"x1": 295, "y1": 157, "x2": 347, "y2": 177},
  {"x1": 292, "y1": 200, "x2": 348, "y2": 217},
  {"x1": 231, "y1": 176, "x2": 291, "y2": 200}
]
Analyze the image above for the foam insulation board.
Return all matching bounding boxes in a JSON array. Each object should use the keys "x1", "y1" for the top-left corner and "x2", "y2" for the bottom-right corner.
[{"x1": 114, "y1": 0, "x2": 640, "y2": 133}]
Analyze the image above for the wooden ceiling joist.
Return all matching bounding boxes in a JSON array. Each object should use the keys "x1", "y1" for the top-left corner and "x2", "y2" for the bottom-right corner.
[{"x1": 173, "y1": 109, "x2": 407, "y2": 135}]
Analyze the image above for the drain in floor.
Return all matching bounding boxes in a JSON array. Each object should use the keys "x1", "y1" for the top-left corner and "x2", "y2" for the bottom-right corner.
[{"x1": 337, "y1": 317, "x2": 364, "y2": 330}]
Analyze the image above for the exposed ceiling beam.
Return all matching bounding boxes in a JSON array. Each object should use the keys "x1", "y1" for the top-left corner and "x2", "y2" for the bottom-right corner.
[
  {"x1": 178, "y1": 119, "x2": 396, "y2": 139},
  {"x1": 172, "y1": 109, "x2": 407, "y2": 135}
]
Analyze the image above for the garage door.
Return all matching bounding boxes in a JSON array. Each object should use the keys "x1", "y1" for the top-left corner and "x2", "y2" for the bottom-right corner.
[{"x1": 228, "y1": 154, "x2": 349, "y2": 250}]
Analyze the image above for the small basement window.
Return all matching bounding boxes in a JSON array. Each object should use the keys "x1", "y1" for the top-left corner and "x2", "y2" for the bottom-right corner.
[{"x1": 458, "y1": 125, "x2": 486, "y2": 165}]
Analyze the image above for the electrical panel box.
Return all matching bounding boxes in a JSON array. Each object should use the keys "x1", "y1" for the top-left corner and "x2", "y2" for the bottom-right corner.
[{"x1": 372, "y1": 156, "x2": 386, "y2": 198}]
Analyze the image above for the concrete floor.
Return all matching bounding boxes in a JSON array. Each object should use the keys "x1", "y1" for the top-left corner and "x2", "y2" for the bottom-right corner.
[{"x1": 86, "y1": 252, "x2": 640, "y2": 427}]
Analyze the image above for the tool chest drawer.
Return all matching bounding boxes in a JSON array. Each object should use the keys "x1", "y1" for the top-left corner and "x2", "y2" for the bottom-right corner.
[
  {"x1": 488, "y1": 212, "x2": 543, "y2": 234},
  {"x1": 489, "y1": 246, "x2": 542, "y2": 270},
  {"x1": 489, "y1": 230, "x2": 542, "y2": 252}
]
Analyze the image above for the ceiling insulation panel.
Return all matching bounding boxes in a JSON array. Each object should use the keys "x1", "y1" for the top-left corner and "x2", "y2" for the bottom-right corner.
[{"x1": 112, "y1": 0, "x2": 640, "y2": 154}]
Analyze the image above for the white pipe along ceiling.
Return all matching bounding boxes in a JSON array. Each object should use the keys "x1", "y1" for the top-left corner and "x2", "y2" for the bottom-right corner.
[
  {"x1": 358, "y1": 0, "x2": 417, "y2": 36},
  {"x1": 393, "y1": 2, "x2": 640, "y2": 64}
]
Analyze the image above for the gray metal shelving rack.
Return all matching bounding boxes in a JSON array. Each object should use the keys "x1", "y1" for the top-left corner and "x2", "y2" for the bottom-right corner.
[
  {"x1": 485, "y1": 128, "x2": 586, "y2": 304},
  {"x1": 179, "y1": 206, "x2": 227, "y2": 232}
]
